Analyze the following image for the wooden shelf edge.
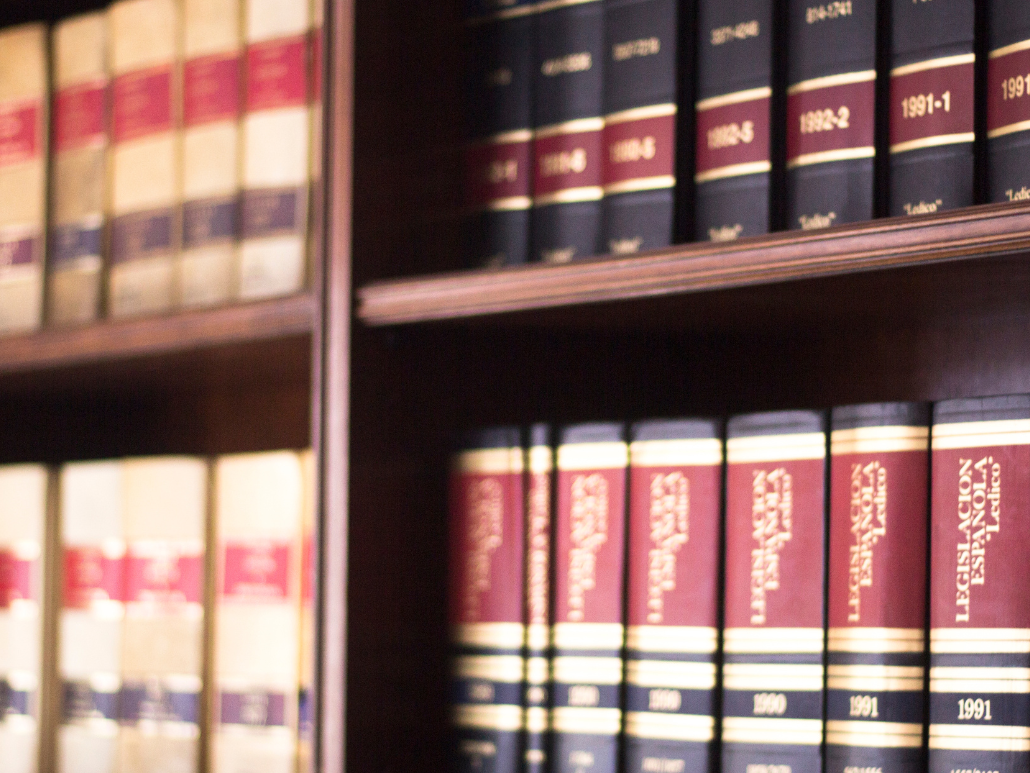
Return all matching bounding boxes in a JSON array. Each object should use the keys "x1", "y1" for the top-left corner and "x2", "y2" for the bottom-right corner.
[
  {"x1": 0, "y1": 293, "x2": 318, "y2": 374},
  {"x1": 357, "y1": 202, "x2": 1030, "y2": 325}
]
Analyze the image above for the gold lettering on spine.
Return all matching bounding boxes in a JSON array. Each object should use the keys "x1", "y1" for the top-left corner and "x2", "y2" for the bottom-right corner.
[
  {"x1": 847, "y1": 461, "x2": 887, "y2": 623},
  {"x1": 750, "y1": 468, "x2": 794, "y2": 625},
  {"x1": 526, "y1": 470, "x2": 551, "y2": 625},
  {"x1": 464, "y1": 478, "x2": 504, "y2": 620},
  {"x1": 955, "y1": 456, "x2": 1002, "y2": 622},
  {"x1": 646, "y1": 472, "x2": 689, "y2": 624},
  {"x1": 568, "y1": 473, "x2": 609, "y2": 621}
]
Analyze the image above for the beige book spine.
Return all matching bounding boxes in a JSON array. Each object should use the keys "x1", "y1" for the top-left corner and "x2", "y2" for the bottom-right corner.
[
  {"x1": 49, "y1": 13, "x2": 109, "y2": 327},
  {"x1": 297, "y1": 448, "x2": 316, "y2": 772},
  {"x1": 108, "y1": 0, "x2": 182, "y2": 318},
  {"x1": 180, "y1": 0, "x2": 243, "y2": 309},
  {"x1": 306, "y1": 0, "x2": 323, "y2": 304},
  {"x1": 0, "y1": 24, "x2": 48, "y2": 334}
]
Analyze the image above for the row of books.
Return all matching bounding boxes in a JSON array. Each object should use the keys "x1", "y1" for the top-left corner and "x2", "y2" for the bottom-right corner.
[
  {"x1": 0, "y1": 449, "x2": 314, "y2": 773},
  {"x1": 0, "y1": 0, "x2": 323, "y2": 337},
  {"x1": 464, "y1": 0, "x2": 1030, "y2": 266},
  {"x1": 449, "y1": 397, "x2": 1028, "y2": 773}
]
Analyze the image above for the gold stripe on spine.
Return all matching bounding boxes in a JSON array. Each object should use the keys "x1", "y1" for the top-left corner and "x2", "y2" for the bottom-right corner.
[
  {"x1": 475, "y1": 129, "x2": 535, "y2": 146},
  {"x1": 825, "y1": 720, "x2": 924, "y2": 748},
  {"x1": 626, "y1": 625, "x2": 718, "y2": 653},
  {"x1": 830, "y1": 426, "x2": 929, "y2": 456},
  {"x1": 454, "y1": 703, "x2": 525, "y2": 731},
  {"x1": 525, "y1": 706, "x2": 549, "y2": 733},
  {"x1": 625, "y1": 712, "x2": 715, "y2": 742},
  {"x1": 454, "y1": 654, "x2": 526, "y2": 682},
  {"x1": 723, "y1": 663, "x2": 824, "y2": 691},
  {"x1": 828, "y1": 627, "x2": 925, "y2": 652},
  {"x1": 603, "y1": 176, "x2": 676, "y2": 195},
  {"x1": 786, "y1": 147, "x2": 876, "y2": 169},
  {"x1": 534, "y1": 187, "x2": 604, "y2": 206},
  {"x1": 528, "y1": 446, "x2": 553, "y2": 474},
  {"x1": 696, "y1": 86, "x2": 773, "y2": 112},
  {"x1": 485, "y1": 196, "x2": 533, "y2": 212},
  {"x1": 726, "y1": 433, "x2": 826, "y2": 464},
  {"x1": 788, "y1": 69, "x2": 877, "y2": 95},
  {"x1": 930, "y1": 628, "x2": 1030, "y2": 652},
  {"x1": 891, "y1": 133, "x2": 976, "y2": 154},
  {"x1": 989, "y1": 38, "x2": 1030, "y2": 59},
  {"x1": 931, "y1": 419, "x2": 1030, "y2": 449},
  {"x1": 891, "y1": 53, "x2": 976, "y2": 77},
  {"x1": 694, "y1": 161, "x2": 772, "y2": 183},
  {"x1": 552, "y1": 656, "x2": 624, "y2": 684},
  {"x1": 605, "y1": 103, "x2": 677, "y2": 124},
  {"x1": 930, "y1": 667, "x2": 1030, "y2": 693},
  {"x1": 551, "y1": 707, "x2": 622, "y2": 735},
  {"x1": 721, "y1": 717, "x2": 823, "y2": 746},
  {"x1": 556, "y1": 442, "x2": 629, "y2": 472},
  {"x1": 625, "y1": 659, "x2": 716, "y2": 689},
  {"x1": 535, "y1": 117, "x2": 605, "y2": 140},
  {"x1": 525, "y1": 656, "x2": 548, "y2": 684},
  {"x1": 629, "y1": 439, "x2": 723, "y2": 469},
  {"x1": 527, "y1": 623, "x2": 549, "y2": 650},
  {"x1": 724, "y1": 626, "x2": 824, "y2": 653},
  {"x1": 533, "y1": 0, "x2": 602, "y2": 14},
  {"x1": 929, "y1": 724, "x2": 1030, "y2": 751},
  {"x1": 988, "y1": 119, "x2": 1030, "y2": 140},
  {"x1": 454, "y1": 622, "x2": 527, "y2": 649},
  {"x1": 827, "y1": 665, "x2": 925, "y2": 691},
  {"x1": 454, "y1": 447, "x2": 525, "y2": 475}
]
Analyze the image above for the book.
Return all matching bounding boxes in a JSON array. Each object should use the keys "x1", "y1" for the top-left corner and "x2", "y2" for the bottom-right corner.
[
  {"x1": 986, "y1": 0, "x2": 1030, "y2": 203},
  {"x1": 601, "y1": 0, "x2": 681, "y2": 256},
  {"x1": 57, "y1": 461, "x2": 125, "y2": 773},
  {"x1": 463, "y1": 1, "x2": 535, "y2": 267},
  {"x1": 239, "y1": 0, "x2": 312, "y2": 300},
  {"x1": 532, "y1": 0, "x2": 605, "y2": 263},
  {"x1": 722, "y1": 411, "x2": 827, "y2": 773},
  {"x1": 448, "y1": 427, "x2": 525, "y2": 773},
  {"x1": 108, "y1": 0, "x2": 182, "y2": 318},
  {"x1": 297, "y1": 449, "x2": 316, "y2": 773},
  {"x1": 889, "y1": 0, "x2": 976, "y2": 216},
  {"x1": 694, "y1": 0, "x2": 777, "y2": 242},
  {"x1": 118, "y1": 457, "x2": 207, "y2": 773},
  {"x1": 49, "y1": 12, "x2": 109, "y2": 327},
  {"x1": 551, "y1": 422, "x2": 627, "y2": 773},
  {"x1": 623, "y1": 419, "x2": 723, "y2": 773},
  {"x1": 306, "y1": 0, "x2": 324, "y2": 292},
  {"x1": 825, "y1": 403, "x2": 930, "y2": 773},
  {"x1": 0, "y1": 465, "x2": 50, "y2": 773},
  {"x1": 211, "y1": 450, "x2": 304, "y2": 773},
  {"x1": 180, "y1": 0, "x2": 244, "y2": 308},
  {"x1": 0, "y1": 24, "x2": 48, "y2": 334},
  {"x1": 786, "y1": 0, "x2": 878, "y2": 230},
  {"x1": 928, "y1": 396, "x2": 1030, "y2": 773}
]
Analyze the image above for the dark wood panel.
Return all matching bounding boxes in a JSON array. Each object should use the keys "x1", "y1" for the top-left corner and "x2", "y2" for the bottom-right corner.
[{"x1": 0, "y1": 0, "x2": 108, "y2": 26}]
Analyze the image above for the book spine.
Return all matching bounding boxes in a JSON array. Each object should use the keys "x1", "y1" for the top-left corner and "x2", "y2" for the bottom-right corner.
[
  {"x1": 532, "y1": 0, "x2": 604, "y2": 263},
  {"x1": 551, "y1": 423, "x2": 627, "y2": 773},
  {"x1": 600, "y1": 0, "x2": 679, "y2": 256},
  {"x1": 108, "y1": 0, "x2": 182, "y2": 318},
  {"x1": 0, "y1": 24, "x2": 48, "y2": 334},
  {"x1": 298, "y1": 448, "x2": 317, "y2": 773},
  {"x1": 624, "y1": 420, "x2": 723, "y2": 773},
  {"x1": 49, "y1": 13, "x2": 109, "y2": 327},
  {"x1": 985, "y1": 0, "x2": 1030, "y2": 202},
  {"x1": 449, "y1": 429, "x2": 526, "y2": 773},
  {"x1": 180, "y1": 0, "x2": 243, "y2": 308},
  {"x1": 464, "y1": 4, "x2": 535, "y2": 267},
  {"x1": 786, "y1": 0, "x2": 878, "y2": 230},
  {"x1": 888, "y1": 0, "x2": 976, "y2": 217},
  {"x1": 695, "y1": 0, "x2": 775, "y2": 242},
  {"x1": 928, "y1": 397, "x2": 1030, "y2": 773},
  {"x1": 524, "y1": 425, "x2": 552, "y2": 773},
  {"x1": 306, "y1": 0, "x2": 324, "y2": 298},
  {"x1": 240, "y1": 0, "x2": 312, "y2": 301},
  {"x1": 722, "y1": 412, "x2": 827, "y2": 773},
  {"x1": 825, "y1": 404, "x2": 930, "y2": 773}
]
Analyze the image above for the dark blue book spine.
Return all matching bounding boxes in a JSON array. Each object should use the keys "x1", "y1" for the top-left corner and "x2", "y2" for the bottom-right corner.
[
  {"x1": 986, "y1": 0, "x2": 1030, "y2": 203},
  {"x1": 532, "y1": 0, "x2": 605, "y2": 263}
]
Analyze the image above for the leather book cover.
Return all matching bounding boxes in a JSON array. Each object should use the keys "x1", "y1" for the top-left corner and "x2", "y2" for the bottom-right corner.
[
  {"x1": 0, "y1": 465, "x2": 50, "y2": 773},
  {"x1": 532, "y1": 0, "x2": 604, "y2": 264},
  {"x1": 118, "y1": 458, "x2": 207, "y2": 773},
  {"x1": 826, "y1": 403, "x2": 930, "y2": 773},
  {"x1": 464, "y1": 2, "x2": 534, "y2": 268},
  {"x1": 601, "y1": 0, "x2": 680, "y2": 256},
  {"x1": 57, "y1": 461, "x2": 125, "y2": 773},
  {"x1": 889, "y1": 0, "x2": 976, "y2": 217},
  {"x1": 211, "y1": 451, "x2": 304, "y2": 773},
  {"x1": 986, "y1": 0, "x2": 1030, "y2": 203},
  {"x1": 448, "y1": 427, "x2": 525, "y2": 773},
  {"x1": 786, "y1": 0, "x2": 878, "y2": 230},
  {"x1": 928, "y1": 396, "x2": 1030, "y2": 773},
  {"x1": 624, "y1": 419, "x2": 722, "y2": 773},
  {"x1": 108, "y1": 0, "x2": 182, "y2": 318},
  {"x1": 695, "y1": 0, "x2": 777, "y2": 242},
  {"x1": 0, "y1": 24, "x2": 48, "y2": 334},
  {"x1": 722, "y1": 411, "x2": 827, "y2": 773},
  {"x1": 524, "y1": 424, "x2": 552, "y2": 773},
  {"x1": 180, "y1": 0, "x2": 243, "y2": 308},
  {"x1": 551, "y1": 422, "x2": 627, "y2": 773},
  {"x1": 239, "y1": 0, "x2": 312, "y2": 301},
  {"x1": 49, "y1": 12, "x2": 109, "y2": 327}
]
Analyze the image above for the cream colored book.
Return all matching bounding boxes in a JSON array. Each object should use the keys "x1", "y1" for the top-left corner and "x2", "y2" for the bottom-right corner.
[
  {"x1": 0, "y1": 24, "x2": 48, "y2": 334},
  {"x1": 118, "y1": 457, "x2": 207, "y2": 773},
  {"x1": 297, "y1": 448, "x2": 315, "y2": 772},
  {"x1": 180, "y1": 0, "x2": 243, "y2": 308},
  {"x1": 48, "y1": 13, "x2": 109, "y2": 327},
  {"x1": 239, "y1": 0, "x2": 312, "y2": 301},
  {"x1": 211, "y1": 451, "x2": 303, "y2": 773},
  {"x1": 0, "y1": 465, "x2": 49, "y2": 773},
  {"x1": 305, "y1": 0, "x2": 323, "y2": 295},
  {"x1": 57, "y1": 461, "x2": 124, "y2": 773},
  {"x1": 108, "y1": 0, "x2": 182, "y2": 318}
]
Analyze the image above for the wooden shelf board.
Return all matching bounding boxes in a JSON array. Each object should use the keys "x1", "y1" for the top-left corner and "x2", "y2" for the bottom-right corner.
[
  {"x1": 358, "y1": 202, "x2": 1030, "y2": 326},
  {"x1": 0, "y1": 293, "x2": 317, "y2": 375}
]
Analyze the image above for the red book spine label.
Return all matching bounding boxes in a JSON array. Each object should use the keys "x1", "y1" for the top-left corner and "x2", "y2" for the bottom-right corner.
[
  {"x1": 221, "y1": 541, "x2": 291, "y2": 601},
  {"x1": 695, "y1": 92, "x2": 772, "y2": 181},
  {"x1": 533, "y1": 123, "x2": 604, "y2": 206},
  {"x1": 113, "y1": 66, "x2": 174, "y2": 143},
  {"x1": 890, "y1": 58, "x2": 975, "y2": 153},
  {"x1": 184, "y1": 52, "x2": 241, "y2": 127},
  {"x1": 63, "y1": 547, "x2": 125, "y2": 608},
  {"x1": 725, "y1": 458, "x2": 825, "y2": 629},
  {"x1": 602, "y1": 109, "x2": 676, "y2": 194},
  {"x1": 0, "y1": 550, "x2": 35, "y2": 606},
  {"x1": 786, "y1": 76, "x2": 876, "y2": 168},
  {"x1": 465, "y1": 134, "x2": 533, "y2": 211},
  {"x1": 0, "y1": 100, "x2": 41, "y2": 168},
  {"x1": 0, "y1": 237, "x2": 41, "y2": 268},
  {"x1": 246, "y1": 35, "x2": 309, "y2": 112},
  {"x1": 987, "y1": 41, "x2": 1030, "y2": 139},
  {"x1": 124, "y1": 544, "x2": 203, "y2": 605},
  {"x1": 53, "y1": 81, "x2": 107, "y2": 153}
]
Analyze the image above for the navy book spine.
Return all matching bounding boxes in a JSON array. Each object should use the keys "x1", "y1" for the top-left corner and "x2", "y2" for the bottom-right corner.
[{"x1": 986, "y1": 0, "x2": 1030, "y2": 203}]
